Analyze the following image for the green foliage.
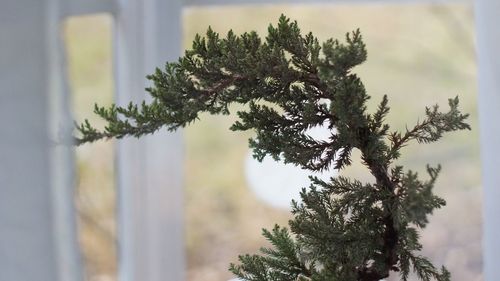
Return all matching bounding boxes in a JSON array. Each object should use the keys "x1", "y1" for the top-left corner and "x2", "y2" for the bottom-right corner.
[
  {"x1": 229, "y1": 226, "x2": 310, "y2": 281},
  {"x1": 76, "y1": 15, "x2": 470, "y2": 281}
]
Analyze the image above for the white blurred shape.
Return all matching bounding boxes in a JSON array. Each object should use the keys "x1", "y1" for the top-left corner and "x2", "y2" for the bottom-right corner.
[{"x1": 245, "y1": 126, "x2": 337, "y2": 209}]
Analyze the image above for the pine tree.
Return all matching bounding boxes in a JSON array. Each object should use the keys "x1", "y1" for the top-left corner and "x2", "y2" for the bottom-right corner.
[{"x1": 76, "y1": 15, "x2": 470, "y2": 281}]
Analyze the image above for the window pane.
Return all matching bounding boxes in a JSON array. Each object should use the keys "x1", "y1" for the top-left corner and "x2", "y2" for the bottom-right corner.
[
  {"x1": 64, "y1": 14, "x2": 117, "y2": 281},
  {"x1": 183, "y1": 4, "x2": 480, "y2": 281}
]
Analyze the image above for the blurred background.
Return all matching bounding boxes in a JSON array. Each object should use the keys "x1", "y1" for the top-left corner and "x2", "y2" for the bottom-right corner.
[{"x1": 67, "y1": 3, "x2": 481, "y2": 281}]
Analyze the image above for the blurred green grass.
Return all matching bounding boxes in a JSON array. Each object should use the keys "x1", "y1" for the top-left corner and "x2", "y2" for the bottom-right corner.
[{"x1": 68, "y1": 4, "x2": 481, "y2": 281}]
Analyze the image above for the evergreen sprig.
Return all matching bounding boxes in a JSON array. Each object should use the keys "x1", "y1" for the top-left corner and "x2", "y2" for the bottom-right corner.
[{"x1": 76, "y1": 15, "x2": 470, "y2": 281}]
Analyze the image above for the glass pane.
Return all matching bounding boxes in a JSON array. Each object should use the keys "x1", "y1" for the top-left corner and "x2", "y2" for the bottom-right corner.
[
  {"x1": 64, "y1": 14, "x2": 117, "y2": 281},
  {"x1": 183, "y1": 3, "x2": 480, "y2": 281}
]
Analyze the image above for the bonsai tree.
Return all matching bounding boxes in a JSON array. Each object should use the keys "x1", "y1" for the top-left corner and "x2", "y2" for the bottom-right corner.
[{"x1": 76, "y1": 15, "x2": 470, "y2": 281}]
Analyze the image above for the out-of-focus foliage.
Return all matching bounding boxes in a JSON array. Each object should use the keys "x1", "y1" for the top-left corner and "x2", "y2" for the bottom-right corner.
[{"x1": 65, "y1": 15, "x2": 117, "y2": 280}]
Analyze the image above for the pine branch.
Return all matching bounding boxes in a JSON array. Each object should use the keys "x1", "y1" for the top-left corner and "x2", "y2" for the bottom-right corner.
[{"x1": 387, "y1": 96, "x2": 470, "y2": 160}]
